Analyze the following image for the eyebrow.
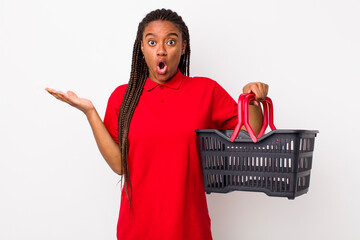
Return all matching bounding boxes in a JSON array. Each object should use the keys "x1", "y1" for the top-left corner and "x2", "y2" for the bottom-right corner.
[{"x1": 144, "y1": 33, "x2": 179, "y2": 38}]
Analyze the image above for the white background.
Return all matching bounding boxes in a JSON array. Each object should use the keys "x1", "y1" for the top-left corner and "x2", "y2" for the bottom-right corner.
[{"x1": 1, "y1": 0, "x2": 359, "y2": 239}]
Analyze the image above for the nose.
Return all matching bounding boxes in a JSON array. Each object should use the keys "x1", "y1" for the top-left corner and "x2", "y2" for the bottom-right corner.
[{"x1": 157, "y1": 43, "x2": 167, "y2": 56}]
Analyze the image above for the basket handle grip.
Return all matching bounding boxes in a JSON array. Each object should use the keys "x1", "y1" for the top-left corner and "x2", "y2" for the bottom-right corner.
[{"x1": 230, "y1": 93, "x2": 276, "y2": 143}]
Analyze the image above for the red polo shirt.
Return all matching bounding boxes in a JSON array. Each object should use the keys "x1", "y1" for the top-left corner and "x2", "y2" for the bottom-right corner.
[{"x1": 104, "y1": 69, "x2": 238, "y2": 240}]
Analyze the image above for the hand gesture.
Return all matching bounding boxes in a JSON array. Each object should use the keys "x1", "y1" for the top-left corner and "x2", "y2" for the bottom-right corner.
[
  {"x1": 242, "y1": 82, "x2": 269, "y2": 106},
  {"x1": 45, "y1": 88, "x2": 94, "y2": 114}
]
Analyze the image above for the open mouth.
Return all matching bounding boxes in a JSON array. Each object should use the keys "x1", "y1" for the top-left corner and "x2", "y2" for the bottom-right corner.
[{"x1": 157, "y1": 59, "x2": 167, "y2": 75}]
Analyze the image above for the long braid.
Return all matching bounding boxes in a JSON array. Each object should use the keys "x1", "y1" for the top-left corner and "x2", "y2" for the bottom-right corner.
[
  {"x1": 117, "y1": 41, "x2": 147, "y2": 206},
  {"x1": 117, "y1": 9, "x2": 191, "y2": 209}
]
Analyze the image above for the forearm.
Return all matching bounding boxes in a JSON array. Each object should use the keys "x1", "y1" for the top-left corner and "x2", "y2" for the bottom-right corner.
[
  {"x1": 85, "y1": 108, "x2": 122, "y2": 175},
  {"x1": 241, "y1": 104, "x2": 263, "y2": 135}
]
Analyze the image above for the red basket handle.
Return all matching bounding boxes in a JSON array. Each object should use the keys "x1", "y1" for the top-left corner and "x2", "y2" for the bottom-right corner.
[{"x1": 230, "y1": 93, "x2": 276, "y2": 143}]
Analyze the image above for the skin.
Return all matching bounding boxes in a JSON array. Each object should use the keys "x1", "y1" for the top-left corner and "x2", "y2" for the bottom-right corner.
[
  {"x1": 141, "y1": 20, "x2": 186, "y2": 84},
  {"x1": 242, "y1": 82, "x2": 269, "y2": 134},
  {"x1": 45, "y1": 20, "x2": 269, "y2": 176},
  {"x1": 45, "y1": 88, "x2": 123, "y2": 174}
]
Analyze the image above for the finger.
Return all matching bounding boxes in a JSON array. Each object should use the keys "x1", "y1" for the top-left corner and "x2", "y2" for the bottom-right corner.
[
  {"x1": 263, "y1": 83, "x2": 268, "y2": 95},
  {"x1": 249, "y1": 88, "x2": 261, "y2": 106},
  {"x1": 255, "y1": 82, "x2": 269, "y2": 101},
  {"x1": 45, "y1": 88, "x2": 57, "y2": 95},
  {"x1": 251, "y1": 85, "x2": 261, "y2": 100},
  {"x1": 53, "y1": 92, "x2": 70, "y2": 103},
  {"x1": 249, "y1": 100, "x2": 260, "y2": 106},
  {"x1": 245, "y1": 84, "x2": 259, "y2": 106},
  {"x1": 56, "y1": 91, "x2": 75, "y2": 105},
  {"x1": 57, "y1": 90, "x2": 68, "y2": 97},
  {"x1": 254, "y1": 83, "x2": 263, "y2": 100},
  {"x1": 243, "y1": 82, "x2": 269, "y2": 105},
  {"x1": 258, "y1": 82, "x2": 266, "y2": 100},
  {"x1": 48, "y1": 89, "x2": 72, "y2": 104},
  {"x1": 46, "y1": 88, "x2": 64, "y2": 98}
]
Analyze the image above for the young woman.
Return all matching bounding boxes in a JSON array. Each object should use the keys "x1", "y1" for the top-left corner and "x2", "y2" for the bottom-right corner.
[{"x1": 46, "y1": 9, "x2": 268, "y2": 240}]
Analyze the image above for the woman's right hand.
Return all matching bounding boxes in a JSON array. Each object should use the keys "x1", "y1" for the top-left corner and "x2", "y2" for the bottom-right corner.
[
  {"x1": 45, "y1": 88, "x2": 95, "y2": 115},
  {"x1": 46, "y1": 87, "x2": 123, "y2": 175}
]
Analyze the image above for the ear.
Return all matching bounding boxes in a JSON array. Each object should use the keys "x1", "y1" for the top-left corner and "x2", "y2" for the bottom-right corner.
[
  {"x1": 141, "y1": 41, "x2": 144, "y2": 53},
  {"x1": 181, "y1": 40, "x2": 187, "y2": 55}
]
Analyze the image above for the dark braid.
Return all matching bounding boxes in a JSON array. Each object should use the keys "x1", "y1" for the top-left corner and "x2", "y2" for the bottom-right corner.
[{"x1": 117, "y1": 9, "x2": 191, "y2": 208}]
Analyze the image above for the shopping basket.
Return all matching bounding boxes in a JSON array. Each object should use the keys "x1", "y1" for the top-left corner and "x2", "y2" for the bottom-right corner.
[{"x1": 195, "y1": 93, "x2": 318, "y2": 199}]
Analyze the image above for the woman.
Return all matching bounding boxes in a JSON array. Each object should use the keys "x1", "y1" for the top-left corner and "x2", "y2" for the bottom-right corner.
[{"x1": 46, "y1": 8, "x2": 268, "y2": 240}]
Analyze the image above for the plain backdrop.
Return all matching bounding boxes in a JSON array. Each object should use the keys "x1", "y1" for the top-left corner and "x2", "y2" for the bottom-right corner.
[{"x1": 1, "y1": 0, "x2": 359, "y2": 239}]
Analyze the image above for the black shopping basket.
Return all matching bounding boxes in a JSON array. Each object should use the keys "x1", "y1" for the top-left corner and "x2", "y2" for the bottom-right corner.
[{"x1": 196, "y1": 93, "x2": 318, "y2": 199}]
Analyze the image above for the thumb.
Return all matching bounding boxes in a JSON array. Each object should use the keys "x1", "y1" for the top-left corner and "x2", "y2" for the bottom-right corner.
[{"x1": 67, "y1": 90, "x2": 78, "y2": 98}]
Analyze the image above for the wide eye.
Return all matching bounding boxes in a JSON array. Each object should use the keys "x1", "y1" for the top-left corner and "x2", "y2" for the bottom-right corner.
[
  {"x1": 148, "y1": 40, "x2": 156, "y2": 46},
  {"x1": 167, "y1": 40, "x2": 176, "y2": 45}
]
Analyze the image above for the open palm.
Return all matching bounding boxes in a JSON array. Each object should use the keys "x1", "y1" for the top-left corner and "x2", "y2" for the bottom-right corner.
[{"x1": 45, "y1": 88, "x2": 94, "y2": 114}]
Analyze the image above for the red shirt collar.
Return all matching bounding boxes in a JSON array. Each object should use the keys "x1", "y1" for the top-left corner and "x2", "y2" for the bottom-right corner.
[{"x1": 144, "y1": 69, "x2": 184, "y2": 92}]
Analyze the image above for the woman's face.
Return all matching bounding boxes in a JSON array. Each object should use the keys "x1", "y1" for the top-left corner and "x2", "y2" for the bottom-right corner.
[{"x1": 141, "y1": 20, "x2": 186, "y2": 84}]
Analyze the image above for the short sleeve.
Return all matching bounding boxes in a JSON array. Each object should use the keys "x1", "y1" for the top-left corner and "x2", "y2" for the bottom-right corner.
[
  {"x1": 103, "y1": 84, "x2": 127, "y2": 144},
  {"x1": 211, "y1": 82, "x2": 238, "y2": 130}
]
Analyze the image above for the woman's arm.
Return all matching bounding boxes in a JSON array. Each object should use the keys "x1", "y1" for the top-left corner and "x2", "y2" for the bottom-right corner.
[
  {"x1": 45, "y1": 88, "x2": 123, "y2": 175},
  {"x1": 242, "y1": 82, "x2": 269, "y2": 135}
]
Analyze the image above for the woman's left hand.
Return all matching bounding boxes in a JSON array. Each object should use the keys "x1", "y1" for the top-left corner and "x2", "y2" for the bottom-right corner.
[{"x1": 242, "y1": 82, "x2": 269, "y2": 106}]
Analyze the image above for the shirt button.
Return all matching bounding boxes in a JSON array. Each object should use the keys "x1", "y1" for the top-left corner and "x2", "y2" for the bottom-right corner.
[
  {"x1": 159, "y1": 85, "x2": 164, "y2": 89},
  {"x1": 160, "y1": 99, "x2": 164, "y2": 103}
]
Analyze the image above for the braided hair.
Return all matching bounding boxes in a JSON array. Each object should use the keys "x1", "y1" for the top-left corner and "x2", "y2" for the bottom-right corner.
[{"x1": 117, "y1": 9, "x2": 191, "y2": 206}]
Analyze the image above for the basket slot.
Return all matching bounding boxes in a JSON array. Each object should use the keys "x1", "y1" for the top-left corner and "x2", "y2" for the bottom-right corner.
[
  {"x1": 297, "y1": 175, "x2": 310, "y2": 192},
  {"x1": 271, "y1": 138, "x2": 296, "y2": 153},
  {"x1": 274, "y1": 157, "x2": 294, "y2": 173},
  {"x1": 299, "y1": 138, "x2": 314, "y2": 152},
  {"x1": 283, "y1": 139, "x2": 294, "y2": 152},
  {"x1": 266, "y1": 177, "x2": 290, "y2": 192},
  {"x1": 231, "y1": 175, "x2": 236, "y2": 185},
  {"x1": 290, "y1": 139, "x2": 294, "y2": 152},
  {"x1": 204, "y1": 155, "x2": 228, "y2": 170},
  {"x1": 205, "y1": 137, "x2": 211, "y2": 151},
  {"x1": 299, "y1": 138, "x2": 304, "y2": 151},
  {"x1": 277, "y1": 158, "x2": 282, "y2": 172},
  {"x1": 215, "y1": 138, "x2": 220, "y2": 151},
  {"x1": 309, "y1": 138, "x2": 315, "y2": 151},
  {"x1": 298, "y1": 156, "x2": 312, "y2": 171},
  {"x1": 228, "y1": 156, "x2": 237, "y2": 170},
  {"x1": 274, "y1": 177, "x2": 278, "y2": 191},
  {"x1": 201, "y1": 137, "x2": 224, "y2": 151},
  {"x1": 211, "y1": 156, "x2": 215, "y2": 169},
  {"x1": 206, "y1": 174, "x2": 211, "y2": 187},
  {"x1": 246, "y1": 157, "x2": 251, "y2": 171},
  {"x1": 287, "y1": 158, "x2": 292, "y2": 172},
  {"x1": 206, "y1": 174, "x2": 226, "y2": 188},
  {"x1": 204, "y1": 156, "x2": 209, "y2": 168},
  {"x1": 238, "y1": 175, "x2": 242, "y2": 186}
]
